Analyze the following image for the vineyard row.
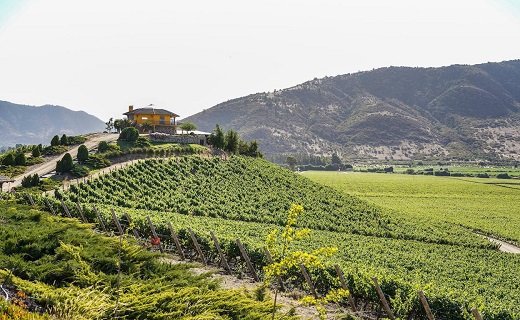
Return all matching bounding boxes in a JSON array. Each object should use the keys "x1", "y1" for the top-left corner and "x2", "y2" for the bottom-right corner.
[{"x1": 24, "y1": 193, "x2": 488, "y2": 320}]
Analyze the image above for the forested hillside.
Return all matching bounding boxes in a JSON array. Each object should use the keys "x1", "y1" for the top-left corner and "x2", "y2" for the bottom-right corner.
[{"x1": 185, "y1": 60, "x2": 520, "y2": 160}]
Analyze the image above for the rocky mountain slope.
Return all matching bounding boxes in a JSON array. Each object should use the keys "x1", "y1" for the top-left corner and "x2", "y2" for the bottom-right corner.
[
  {"x1": 185, "y1": 60, "x2": 520, "y2": 161},
  {"x1": 0, "y1": 101, "x2": 105, "y2": 147}
]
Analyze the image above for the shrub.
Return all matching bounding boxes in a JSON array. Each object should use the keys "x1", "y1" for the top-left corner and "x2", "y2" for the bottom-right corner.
[
  {"x1": 43, "y1": 145, "x2": 68, "y2": 156},
  {"x1": 21, "y1": 174, "x2": 40, "y2": 188},
  {"x1": 98, "y1": 141, "x2": 109, "y2": 153},
  {"x1": 14, "y1": 153, "x2": 26, "y2": 166},
  {"x1": 71, "y1": 164, "x2": 90, "y2": 177},
  {"x1": 67, "y1": 135, "x2": 87, "y2": 145},
  {"x1": 21, "y1": 175, "x2": 32, "y2": 187},
  {"x1": 2, "y1": 153, "x2": 15, "y2": 166},
  {"x1": 450, "y1": 172, "x2": 464, "y2": 177},
  {"x1": 32, "y1": 145, "x2": 41, "y2": 158},
  {"x1": 31, "y1": 173, "x2": 40, "y2": 186},
  {"x1": 119, "y1": 127, "x2": 139, "y2": 141},
  {"x1": 98, "y1": 142, "x2": 121, "y2": 155},
  {"x1": 325, "y1": 163, "x2": 341, "y2": 171},
  {"x1": 60, "y1": 134, "x2": 68, "y2": 146},
  {"x1": 134, "y1": 136, "x2": 151, "y2": 148},
  {"x1": 85, "y1": 154, "x2": 111, "y2": 169},
  {"x1": 51, "y1": 135, "x2": 60, "y2": 146},
  {"x1": 496, "y1": 173, "x2": 511, "y2": 179},
  {"x1": 77, "y1": 145, "x2": 89, "y2": 163},
  {"x1": 56, "y1": 153, "x2": 73, "y2": 173}
]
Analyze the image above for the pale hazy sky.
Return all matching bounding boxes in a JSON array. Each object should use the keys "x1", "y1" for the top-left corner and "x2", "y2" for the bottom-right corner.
[{"x1": 1, "y1": 0, "x2": 519, "y2": 122}]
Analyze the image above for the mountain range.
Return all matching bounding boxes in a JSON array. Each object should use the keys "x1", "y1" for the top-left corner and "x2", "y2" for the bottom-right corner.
[
  {"x1": 185, "y1": 60, "x2": 520, "y2": 161},
  {"x1": 0, "y1": 101, "x2": 105, "y2": 148}
]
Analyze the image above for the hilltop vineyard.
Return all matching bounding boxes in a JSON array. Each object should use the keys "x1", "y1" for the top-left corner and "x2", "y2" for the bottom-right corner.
[{"x1": 60, "y1": 156, "x2": 494, "y2": 248}]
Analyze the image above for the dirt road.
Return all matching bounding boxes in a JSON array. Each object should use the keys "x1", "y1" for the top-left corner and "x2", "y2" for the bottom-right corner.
[
  {"x1": 7, "y1": 133, "x2": 118, "y2": 190},
  {"x1": 485, "y1": 236, "x2": 520, "y2": 254}
]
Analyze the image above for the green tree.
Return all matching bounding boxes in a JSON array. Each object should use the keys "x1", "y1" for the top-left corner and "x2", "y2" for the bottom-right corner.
[
  {"x1": 56, "y1": 153, "x2": 73, "y2": 173},
  {"x1": 105, "y1": 118, "x2": 114, "y2": 133},
  {"x1": 31, "y1": 174, "x2": 40, "y2": 187},
  {"x1": 249, "y1": 141, "x2": 262, "y2": 157},
  {"x1": 264, "y1": 205, "x2": 347, "y2": 320},
  {"x1": 62, "y1": 153, "x2": 74, "y2": 171},
  {"x1": 14, "y1": 153, "x2": 26, "y2": 166},
  {"x1": 31, "y1": 145, "x2": 41, "y2": 158},
  {"x1": 119, "y1": 127, "x2": 139, "y2": 141},
  {"x1": 331, "y1": 153, "x2": 342, "y2": 165},
  {"x1": 51, "y1": 135, "x2": 60, "y2": 147},
  {"x1": 2, "y1": 153, "x2": 15, "y2": 166},
  {"x1": 98, "y1": 141, "x2": 109, "y2": 153},
  {"x1": 77, "y1": 144, "x2": 89, "y2": 163},
  {"x1": 286, "y1": 156, "x2": 297, "y2": 171},
  {"x1": 238, "y1": 140, "x2": 248, "y2": 154},
  {"x1": 120, "y1": 118, "x2": 136, "y2": 130},
  {"x1": 179, "y1": 122, "x2": 197, "y2": 135},
  {"x1": 208, "y1": 124, "x2": 226, "y2": 150},
  {"x1": 140, "y1": 121, "x2": 153, "y2": 133},
  {"x1": 240, "y1": 140, "x2": 262, "y2": 158},
  {"x1": 21, "y1": 175, "x2": 32, "y2": 188},
  {"x1": 384, "y1": 166, "x2": 394, "y2": 173},
  {"x1": 55, "y1": 160, "x2": 62, "y2": 173},
  {"x1": 113, "y1": 119, "x2": 123, "y2": 133},
  {"x1": 60, "y1": 134, "x2": 68, "y2": 146},
  {"x1": 224, "y1": 130, "x2": 239, "y2": 154}
]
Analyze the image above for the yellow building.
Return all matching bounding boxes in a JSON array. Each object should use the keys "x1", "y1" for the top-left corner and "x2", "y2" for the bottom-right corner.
[{"x1": 123, "y1": 105, "x2": 179, "y2": 134}]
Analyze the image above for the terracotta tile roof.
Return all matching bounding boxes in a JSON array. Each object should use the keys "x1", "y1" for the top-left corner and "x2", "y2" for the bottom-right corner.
[{"x1": 123, "y1": 107, "x2": 179, "y2": 117}]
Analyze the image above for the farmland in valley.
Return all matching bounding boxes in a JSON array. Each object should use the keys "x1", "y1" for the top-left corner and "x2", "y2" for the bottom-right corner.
[
  {"x1": 304, "y1": 171, "x2": 520, "y2": 245},
  {"x1": 45, "y1": 156, "x2": 520, "y2": 319}
]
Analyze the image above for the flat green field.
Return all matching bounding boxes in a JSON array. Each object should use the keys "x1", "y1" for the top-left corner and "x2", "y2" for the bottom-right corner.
[
  {"x1": 391, "y1": 166, "x2": 520, "y2": 176},
  {"x1": 303, "y1": 171, "x2": 520, "y2": 245}
]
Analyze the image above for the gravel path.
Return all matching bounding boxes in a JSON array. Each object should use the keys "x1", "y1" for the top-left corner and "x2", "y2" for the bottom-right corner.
[{"x1": 484, "y1": 236, "x2": 520, "y2": 254}]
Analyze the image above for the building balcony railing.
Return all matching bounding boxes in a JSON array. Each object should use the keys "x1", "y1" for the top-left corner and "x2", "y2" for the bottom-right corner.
[{"x1": 139, "y1": 121, "x2": 175, "y2": 126}]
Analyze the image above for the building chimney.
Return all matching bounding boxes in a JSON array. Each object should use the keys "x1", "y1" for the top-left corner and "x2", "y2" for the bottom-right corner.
[{"x1": 129, "y1": 105, "x2": 134, "y2": 112}]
